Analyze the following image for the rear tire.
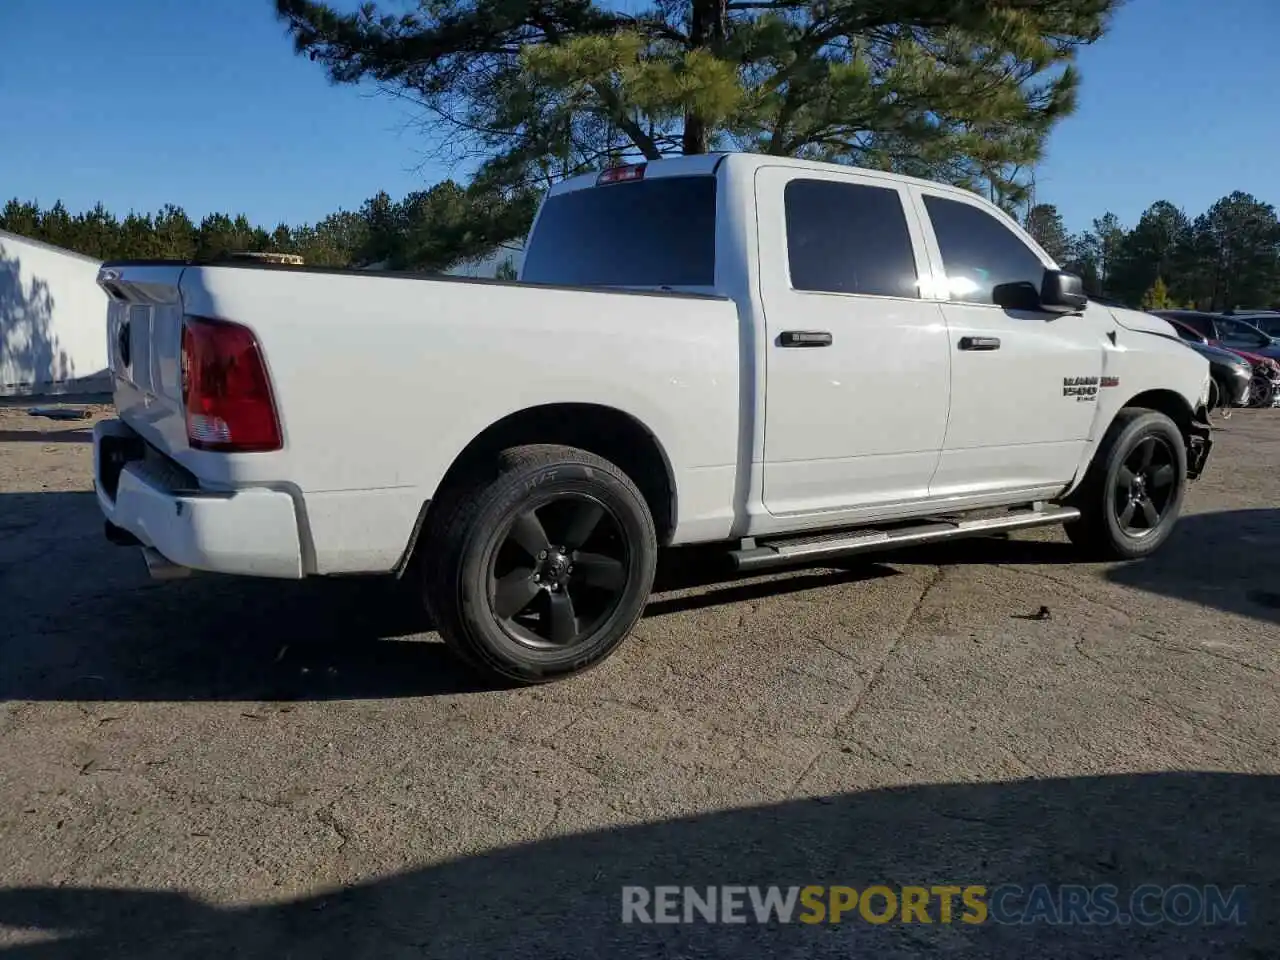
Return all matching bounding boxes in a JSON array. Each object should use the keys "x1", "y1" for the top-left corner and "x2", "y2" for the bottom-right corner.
[
  {"x1": 1064, "y1": 408, "x2": 1187, "y2": 560},
  {"x1": 421, "y1": 444, "x2": 657, "y2": 685}
]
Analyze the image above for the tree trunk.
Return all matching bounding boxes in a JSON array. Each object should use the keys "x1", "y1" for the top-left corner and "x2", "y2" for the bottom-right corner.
[{"x1": 682, "y1": 0, "x2": 726, "y2": 155}]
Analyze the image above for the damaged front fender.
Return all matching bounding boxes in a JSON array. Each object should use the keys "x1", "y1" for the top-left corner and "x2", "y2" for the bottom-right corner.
[{"x1": 1186, "y1": 404, "x2": 1213, "y2": 481}]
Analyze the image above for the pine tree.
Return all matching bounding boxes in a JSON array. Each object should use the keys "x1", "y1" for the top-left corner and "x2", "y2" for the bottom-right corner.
[
  {"x1": 276, "y1": 0, "x2": 1118, "y2": 209},
  {"x1": 1024, "y1": 204, "x2": 1072, "y2": 264}
]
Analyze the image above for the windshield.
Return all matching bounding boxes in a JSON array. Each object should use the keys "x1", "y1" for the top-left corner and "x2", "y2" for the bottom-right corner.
[{"x1": 521, "y1": 176, "x2": 717, "y2": 288}]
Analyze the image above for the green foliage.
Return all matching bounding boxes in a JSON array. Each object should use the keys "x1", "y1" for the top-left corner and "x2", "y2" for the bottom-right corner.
[
  {"x1": 275, "y1": 0, "x2": 1118, "y2": 204},
  {"x1": 1139, "y1": 276, "x2": 1172, "y2": 310},
  {"x1": 0, "y1": 180, "x2": 538, "y2": 273},
  {"x1": 1106, "y1": 200, "x2": 1193, "y2": 306},
  {"x1": 1188, "y1": 192, "x2": 1280, "y2": 310},
  {"x1": 1060, "y1": 193, "x2": 1280, "y2": 311},
  {"x1": 1024, "y1": 203, "x2": 1072, "y2": 263},
  {"x1": 7, "y1": 182, "x2": 1279, "y2": 304}
]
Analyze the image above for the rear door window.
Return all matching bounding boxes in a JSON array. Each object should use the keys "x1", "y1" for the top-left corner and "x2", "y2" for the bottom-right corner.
[
  {"x1": 1177, "y1": 314, "x2": 1215, "y2": 339},
  {"x1": 783, "y1": 179, "x2": 919, "y2": 298}
]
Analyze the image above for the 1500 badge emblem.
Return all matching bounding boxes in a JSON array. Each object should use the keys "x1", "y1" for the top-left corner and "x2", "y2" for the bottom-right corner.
[{"x1": 1063, "y1": 376, "x2": 1098, "y2": 402}]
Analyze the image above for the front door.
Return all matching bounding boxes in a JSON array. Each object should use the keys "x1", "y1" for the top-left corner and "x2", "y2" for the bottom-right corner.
[
  {"x1": 756, "y1": 166, "x2": 951, "y2": 518},
  {"x1": 911, "y1": 187, "x2": 1107, "y2": 497}
]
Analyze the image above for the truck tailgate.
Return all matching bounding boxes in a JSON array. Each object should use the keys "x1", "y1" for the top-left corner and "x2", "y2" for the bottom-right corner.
[{"x1": 99, "y1": 263, "x2": 190, "y2": 456}]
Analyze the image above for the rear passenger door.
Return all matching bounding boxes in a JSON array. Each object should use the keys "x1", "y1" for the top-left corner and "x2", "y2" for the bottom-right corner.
[
  {"x1": 911, "y1": 188, "x2": 1107, "y2": 497},
  {"x1": 756, "y1": 167, "x2": 951, "y2": 518}
]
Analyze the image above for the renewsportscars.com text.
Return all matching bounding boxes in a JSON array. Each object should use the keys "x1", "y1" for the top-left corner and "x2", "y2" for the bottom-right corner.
[{"x1": 621, "y1": 884, "x2": 1248, "y2": 926}]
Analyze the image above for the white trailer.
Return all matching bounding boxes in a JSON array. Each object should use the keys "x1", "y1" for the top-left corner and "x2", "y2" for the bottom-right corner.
[{"x1": 1, "y1": 230, "x2": 110, "y2": 397}]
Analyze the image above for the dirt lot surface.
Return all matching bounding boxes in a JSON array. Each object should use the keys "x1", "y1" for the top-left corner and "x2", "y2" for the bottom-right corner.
[{"x1": 1, "y1": 403, "x2": 1277, "y2": 958}]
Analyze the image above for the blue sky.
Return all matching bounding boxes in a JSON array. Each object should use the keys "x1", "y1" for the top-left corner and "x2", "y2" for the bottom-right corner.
[{"x1": 1, "y1": 0, "x2": 1276, "y2": 235}]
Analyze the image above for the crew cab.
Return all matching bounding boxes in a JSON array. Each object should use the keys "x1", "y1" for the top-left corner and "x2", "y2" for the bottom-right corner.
[{"x1": 93, "y1": 153, "x2": 1213, "y2": 684}]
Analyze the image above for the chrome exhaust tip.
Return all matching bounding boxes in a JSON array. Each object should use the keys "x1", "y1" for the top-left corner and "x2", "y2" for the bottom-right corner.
[{"x1": 141, "y1": 547, "x2": 192, "y2": 581}]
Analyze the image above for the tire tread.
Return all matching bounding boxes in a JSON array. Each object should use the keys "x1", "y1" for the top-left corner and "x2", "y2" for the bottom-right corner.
[{"x1": 420, "y1": 444, "x2": 655, "y2": 683}]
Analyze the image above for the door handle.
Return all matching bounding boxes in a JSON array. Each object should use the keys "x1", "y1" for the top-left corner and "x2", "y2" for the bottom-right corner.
[
  {"x1": 779, "y1": 330, "x2": 833, "y2": 348},
  {"x1": 958, "y1": 336, "x2": 1001, "y2": 351}
]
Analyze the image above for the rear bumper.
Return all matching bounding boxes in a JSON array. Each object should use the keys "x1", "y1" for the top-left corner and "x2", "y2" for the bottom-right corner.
[{"x1": 93, "y1": 419, "x2": 304, "y2": 578}]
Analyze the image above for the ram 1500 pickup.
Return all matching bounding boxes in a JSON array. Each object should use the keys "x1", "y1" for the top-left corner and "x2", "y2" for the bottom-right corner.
[{"x1": 93, "y1": 152, "x2": 1214, "y2": 683}]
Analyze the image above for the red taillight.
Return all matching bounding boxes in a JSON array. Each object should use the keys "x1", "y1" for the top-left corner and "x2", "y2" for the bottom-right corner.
[
  {"x1": 180, "y1": 316, "x2": 281, "y2": 452},
  {"x1": 597, "y1": 163, "x2": 646, "y2": 185}
]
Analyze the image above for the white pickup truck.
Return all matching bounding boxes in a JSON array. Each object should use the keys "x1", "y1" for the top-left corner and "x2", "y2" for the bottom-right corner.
[{"x1": 93, "y1": 153, "x2": 1213, "y2": 683}]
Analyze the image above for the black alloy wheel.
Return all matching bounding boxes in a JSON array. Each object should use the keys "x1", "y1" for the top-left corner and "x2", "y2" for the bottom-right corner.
[
  {"x1": 1064, "y1": 408, "x2": 1187, "y2": 560},
  {"x1": 421, "y1": 443, "x2": 658, "y2": 685},
  {"x1": 1111, "y1": 435, "x2": 1178, "y2": 538},
  {"x1": 488, "y1": 494, "x2": 630, "y2": 649}
]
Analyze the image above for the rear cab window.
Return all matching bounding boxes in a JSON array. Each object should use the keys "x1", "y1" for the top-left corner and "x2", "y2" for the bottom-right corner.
[{"x1": 521, "y1": 175, "x2": 716, "y2": 288}]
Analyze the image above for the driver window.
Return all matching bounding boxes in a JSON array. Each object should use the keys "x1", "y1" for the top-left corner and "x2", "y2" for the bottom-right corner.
[
  {"x1": 1219, "y1": 319, "x2": 1268, "y2": 348},
  {"x1": 922, "y1": 194, "x2": 1047, "y2": 304}
]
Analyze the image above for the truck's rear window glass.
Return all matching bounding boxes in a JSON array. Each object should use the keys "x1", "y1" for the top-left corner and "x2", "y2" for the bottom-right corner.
[
  {"x1": 521, "y1": 176, "x2": 716, "y2": 287},
  {"x1": 785, "y1": 179, "x2": 918, "y2": 298}
]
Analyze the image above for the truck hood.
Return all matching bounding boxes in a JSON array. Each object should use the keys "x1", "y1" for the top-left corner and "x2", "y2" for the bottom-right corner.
[{"x1": 1105, "y1": 305, "x2": 1179, "y2": 337}]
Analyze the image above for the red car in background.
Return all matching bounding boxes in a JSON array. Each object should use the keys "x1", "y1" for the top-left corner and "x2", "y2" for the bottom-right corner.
[{"x1": 1153, "y1": 311, "x2": 1280, "y2": 407}]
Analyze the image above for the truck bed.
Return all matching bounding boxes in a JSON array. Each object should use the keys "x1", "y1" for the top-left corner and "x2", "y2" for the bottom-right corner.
[{"x1": 98, "y1": 258, "x2": 743, "y2": 577}]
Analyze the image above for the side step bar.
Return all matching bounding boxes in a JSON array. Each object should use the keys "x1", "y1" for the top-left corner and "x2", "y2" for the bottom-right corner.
[{"x1": 730, "y1": 504, "x2": 1080, "y2": 571}]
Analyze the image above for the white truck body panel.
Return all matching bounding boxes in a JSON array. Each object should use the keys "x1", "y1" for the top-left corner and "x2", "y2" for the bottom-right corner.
[
  {"x1": 92, "y1": 152, "x2": 1211, "y2": 580},
  {"x1": 102, "y1": 264, "x2": 741, "y2": 575}
]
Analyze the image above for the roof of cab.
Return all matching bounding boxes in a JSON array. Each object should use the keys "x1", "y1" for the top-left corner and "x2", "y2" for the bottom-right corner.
[{"x1": 546, "y1": 151, "x2": 986, "y2": 198}]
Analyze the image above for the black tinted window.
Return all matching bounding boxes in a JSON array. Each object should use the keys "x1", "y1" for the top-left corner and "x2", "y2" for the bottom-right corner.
[
  {"x1": 521, "y1": 176, "x2": 715, "y2": 287},
  {"x1": 784, "y1": 179, "x2": 918, "y2": 297},
  {"x1": 923, "y1": 195, "x2": 1046, "y2": 304},
  {"x1": 1218, "y1": 317, "x2": 1270, "y2": 348},
  {"x1": 1174, "y1": 314, "x2": 1214, "y2": 338}
]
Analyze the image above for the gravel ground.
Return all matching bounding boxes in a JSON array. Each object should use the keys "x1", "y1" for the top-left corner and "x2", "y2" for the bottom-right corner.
[{"x1": 0, "y1": 403, "x2": 1277, "y2": 958}]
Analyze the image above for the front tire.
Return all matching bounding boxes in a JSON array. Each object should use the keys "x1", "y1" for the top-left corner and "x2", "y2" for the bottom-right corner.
[
  {"x1": 1249, "y1": 374, "x2": 1275, "y2": 408},
  {"x1": 1064, "y1": 408, "x2": 1187, "y2": 560},
  {"x1": 422, "y1": 444, "x2": 657, "y2": 685}
]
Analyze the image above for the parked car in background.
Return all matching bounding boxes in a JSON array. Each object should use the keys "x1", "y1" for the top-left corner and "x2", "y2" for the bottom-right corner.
[
  {"x1": 1157, "y1": 313, "x2": 1280, "y2": 408},
  {"x1": 1177, "y1": 340, "x2": 1251, "y2": 410},
  {"x1": 1153, "y1": 309, "x2": 1280, "y2": 361},
  {"x1": 1225, "y1": 310, "x2": 1280, "y2": 339}
]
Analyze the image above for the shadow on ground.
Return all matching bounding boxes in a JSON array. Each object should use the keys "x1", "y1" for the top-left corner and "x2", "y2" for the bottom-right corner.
[
  {"x1": 2, "y1": 491, "x2": 1275, "y2": 702},
  {"x1": 882, "y1": 508, "x2": 1280, "y2": 625},
  {"x1": 1104, "y1": 508, "x2": 1280, "y2": 624},
  {"x1": 0, "y1": 429, "x2": 92, "y2": 444},
  {"x1": 0, "y1": 493, "x2": 896, "y2": 702},
  {"x1": 0, "y1": 771, "x2": 1274, "y2": 958}
]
